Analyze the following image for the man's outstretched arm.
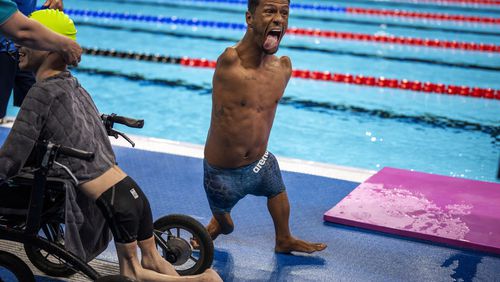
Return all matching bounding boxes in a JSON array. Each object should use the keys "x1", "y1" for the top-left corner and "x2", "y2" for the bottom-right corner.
[{"x1": 0, "y1": 11, "x2": 81, "y2": 66}]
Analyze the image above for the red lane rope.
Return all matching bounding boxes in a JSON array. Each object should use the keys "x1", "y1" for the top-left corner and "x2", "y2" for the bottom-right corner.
[
  {"x1": 413, "y1": 0, "x2": 500, "y2": 5},
  {"x1": 66, "y1": 9, "x2": 499, "y2": 52},
  {"x1": 178, "y1": 57, "x2": 500, "y2": 99},
  {"x1": 346, "y1": 7, "x2": 500, "y2": 23},
  {"x1": 82, "y1": 48, "x2": 500, "y2": 100},
  {"x1": 286, "y1": 28, "x2": 500, "y2": 53}
]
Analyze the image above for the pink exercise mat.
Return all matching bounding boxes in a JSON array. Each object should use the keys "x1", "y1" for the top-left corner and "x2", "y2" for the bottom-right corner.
[{"x1": 324, "y1": 167, "x2": 500, "y2": 255}]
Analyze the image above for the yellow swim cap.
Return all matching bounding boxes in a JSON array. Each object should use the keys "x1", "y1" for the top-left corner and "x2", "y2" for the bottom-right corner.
[{"x1": 29, "y1": 9, "x2": 77, "y2": 41}]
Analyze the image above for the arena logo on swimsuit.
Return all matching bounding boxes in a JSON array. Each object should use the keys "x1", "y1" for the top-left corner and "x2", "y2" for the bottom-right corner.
[
  {"x1": 253, "y1": 151, "x2": 270, "y2": 173},
  {"x1": 130, "y1": 188, "x2": 139, "y2": 199}
]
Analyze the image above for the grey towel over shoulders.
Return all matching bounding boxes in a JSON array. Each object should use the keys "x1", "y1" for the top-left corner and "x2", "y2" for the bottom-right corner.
[
  {"x1": 65, "y1": 179, "x2": 111, "y2": 262},
  {"x1": 0, "y1": 71, "x2": 116, "y2": 261},
  {"x1": 0, "y1": 71, "x2": 116, "y2": 182}
]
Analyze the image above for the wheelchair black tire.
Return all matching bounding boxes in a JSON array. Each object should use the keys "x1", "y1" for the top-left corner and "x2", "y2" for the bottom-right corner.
[
  {"x1": 0, "y1": 250, "x2": 35, "y2": 282},
  {"x1": 153, "y1": 214, "x2": 214, "y2": 276},
  {"x1": 24, "y1": 222, "x2": 77, "y2": 277}
]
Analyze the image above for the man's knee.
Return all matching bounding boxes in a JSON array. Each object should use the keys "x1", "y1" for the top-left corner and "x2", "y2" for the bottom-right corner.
[
  {"x1": 219, "y1": 223, "x2": 234, "y2": 235},
  {"x1": 213, "y1": 215, "x2": 234, "y2": 235}
]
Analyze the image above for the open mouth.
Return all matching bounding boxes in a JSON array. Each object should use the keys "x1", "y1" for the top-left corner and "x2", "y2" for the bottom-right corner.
[
  {"x1": 268, "y1": 28, "x2": 283, "y2": 41},
  {"x1": 263, "y1": 27, "x2": 283, "y2": 51}
]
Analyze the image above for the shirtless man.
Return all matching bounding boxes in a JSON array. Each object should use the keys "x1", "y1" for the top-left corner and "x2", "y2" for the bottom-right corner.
[
  {"x1": 0, "y1": 9, "x2": 221, "y2": 282},
  {"x1": 203, "y1": 0, "x2": 327, "y2": 254}
]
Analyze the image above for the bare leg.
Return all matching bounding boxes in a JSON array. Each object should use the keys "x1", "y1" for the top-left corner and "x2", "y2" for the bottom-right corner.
[
  {"x1": 192, "y1": 214, "x2": 233, "y2": 249},
  {"x1": 115, "y1": 241, "x2": 222, "y2": 282},
  {"x1": 267, "y1": 191, "x2": 327, "y2": 254},
  {"x1": 206, "y1": 213, "x2": 234, "y2": 240},
  {"x1": 138, "y1": 236, "x2": 178, "y2": 276}
]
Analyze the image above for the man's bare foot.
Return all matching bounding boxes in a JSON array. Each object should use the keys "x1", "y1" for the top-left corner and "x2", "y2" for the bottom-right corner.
[
  {"x1": 190, "y1": 237, "x2": 200, "y2": 250},
  {"x1": 275, "y1": 237, "x2": 327, "y2": 254}
]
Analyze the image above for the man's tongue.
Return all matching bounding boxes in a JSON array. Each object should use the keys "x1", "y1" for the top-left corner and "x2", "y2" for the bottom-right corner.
[{"x1": 263, "y1": 34, "x2": 279, "y2": 51}]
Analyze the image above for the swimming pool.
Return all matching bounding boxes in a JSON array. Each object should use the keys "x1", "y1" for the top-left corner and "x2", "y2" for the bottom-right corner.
[{"x1": 7, "y1": 0, "x2": 500, "y2": 182}]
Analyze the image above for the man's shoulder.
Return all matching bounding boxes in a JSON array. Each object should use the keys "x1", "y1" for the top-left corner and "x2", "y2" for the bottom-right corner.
[
  {"x1": 278, "y1": 56, "x2": 292, "y2": 78},
  {"x1": 279, "y1": 55, "x2": 291, "y2": 67},
  {"x1": 217, "y1": 47, "x2": 239, "y2": 67},
  {"x1": 22, "y1": 83, "x2": 57, "y2": 111}
]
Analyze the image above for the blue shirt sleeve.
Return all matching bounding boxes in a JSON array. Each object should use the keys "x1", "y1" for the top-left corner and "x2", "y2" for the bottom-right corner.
[
  {"x1": 14, "y1": 0, "x2": 36, "y2": 16},
  {"x1": 0, "y1": 0, "x2": 17, "y2": 25}
]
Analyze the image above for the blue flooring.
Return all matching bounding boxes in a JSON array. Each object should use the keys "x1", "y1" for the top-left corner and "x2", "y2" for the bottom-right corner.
[{"x1": 1, "y1": 126, "x2": 500, "y2": 281}]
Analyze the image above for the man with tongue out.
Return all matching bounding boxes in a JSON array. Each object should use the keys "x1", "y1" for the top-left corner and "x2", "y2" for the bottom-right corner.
[{"x1": 202, "y1": 0, "x2": 327, "y2": 254}]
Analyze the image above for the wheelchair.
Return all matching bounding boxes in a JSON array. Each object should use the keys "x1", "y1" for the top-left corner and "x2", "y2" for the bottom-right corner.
[{"x1": 0, "y1": 114, "x2": 213, "y2": 281}]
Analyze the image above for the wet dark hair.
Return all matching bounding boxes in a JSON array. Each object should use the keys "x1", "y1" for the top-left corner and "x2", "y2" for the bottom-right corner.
[{"x1": 248, "y1": 0, "x2": 290, "y2": 14}]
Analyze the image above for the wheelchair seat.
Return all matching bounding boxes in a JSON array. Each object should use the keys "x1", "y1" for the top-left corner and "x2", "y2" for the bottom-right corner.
[{"x1": 0, "y1": 173, "x2": 67, "y2": 224}]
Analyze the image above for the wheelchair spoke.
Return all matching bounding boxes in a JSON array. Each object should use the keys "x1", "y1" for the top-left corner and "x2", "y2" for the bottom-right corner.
[
  {"x1": 41, "y1": 226, "x2": 52, "y2": 241},
  {"x1": 154, "y1": 235, "x2": 169, "y2": 251},
  {"x1": 156, "y1": 228, "x2": 173, "y2": 237},
  {"x1": 39, "y1": 248, "x2": 68, "y2": 265},
  {"x1": 189, "y1": 255, "x2": 198, "y2": 263}
]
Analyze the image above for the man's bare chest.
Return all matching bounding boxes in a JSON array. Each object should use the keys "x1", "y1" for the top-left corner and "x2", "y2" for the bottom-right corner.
[{"x1": 237, "y1": 69, "x2": 286, "y2": 96}]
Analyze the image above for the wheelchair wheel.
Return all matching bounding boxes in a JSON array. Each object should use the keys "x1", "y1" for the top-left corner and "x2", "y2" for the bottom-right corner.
[
  {"x1": 153, "y1": 214, "x2": 214, "y2": 276},
  {"x1": 0, "y1": 250, "x2": 35, "y2": 282},
  {"x1": 24, "y1": 221, "x2": 77, "y2": 277}
]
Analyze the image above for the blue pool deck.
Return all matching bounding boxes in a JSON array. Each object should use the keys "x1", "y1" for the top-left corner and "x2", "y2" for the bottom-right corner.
[{"x1": 1, "y1": 124, "x2": 499, "y2": 282}]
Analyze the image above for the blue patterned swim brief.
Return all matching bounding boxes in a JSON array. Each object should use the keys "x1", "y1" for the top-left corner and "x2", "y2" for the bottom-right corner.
[{"x1": 203, "y1": 151, "x2": 286, "y2": 214}]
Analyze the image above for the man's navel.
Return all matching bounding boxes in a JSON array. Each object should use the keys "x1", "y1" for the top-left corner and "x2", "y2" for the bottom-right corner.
[{"x1": 243, "y1": 151, "x2": 250, "y2": 159}]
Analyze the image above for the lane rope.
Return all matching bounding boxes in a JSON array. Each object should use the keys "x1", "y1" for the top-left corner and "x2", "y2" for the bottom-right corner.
[
  {"x1": 72, "y1": 67, "x2": 500, "y2": 139},
  {"x1": 74, "y1": 21, "x2": 500, "y2": 71},
  {"x1": 65, "y1": 9, "x2": 500, "y2": 53},
  {"x1": 82, "y1": 47, "x2": 500, "y2": 100},
  {"x1": 412, "y1": 0, "x2": 500, "y2": 5},
  {"x1": 85, "y1": 0, "x2": 500, "y2": 31},
  {"x1": 337, "y1": 0, "x2": 500, "y2": 7},
  {"x1": 345, "y1": 7, "x2": 500, "y2": 23},
  {"x1": 141, "y1": 0, "x2": 500, "y2": 23}
]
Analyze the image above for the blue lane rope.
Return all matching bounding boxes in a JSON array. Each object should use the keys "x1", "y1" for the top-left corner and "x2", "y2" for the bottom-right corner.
[
  {"x1": 62, "y1": 8, "x2": 500, "y2": 54},
  {"x1": 150, "y1": 0, "x2": 348, "y2": 13},
  {"x1": 64, "y1": 8, "x2": 248, "y2": 30}
]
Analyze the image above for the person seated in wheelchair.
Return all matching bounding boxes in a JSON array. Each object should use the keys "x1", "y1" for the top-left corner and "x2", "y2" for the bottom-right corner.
[{"x1": 0, "y1": 9, "x2": 221, "y2": 282}]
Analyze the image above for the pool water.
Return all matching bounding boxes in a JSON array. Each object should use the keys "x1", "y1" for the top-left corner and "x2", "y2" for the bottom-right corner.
[{"x1": 7, "y1": 0, "x2": 500, "y2": 182}]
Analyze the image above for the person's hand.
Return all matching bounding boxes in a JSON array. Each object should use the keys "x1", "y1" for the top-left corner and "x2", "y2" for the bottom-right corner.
[
  {"x1": 59, "y1": 38, "x2": 82, "y2": 66},
  {"x1": 43, "y1": 0, "x2": 64, "y2": 10}
]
